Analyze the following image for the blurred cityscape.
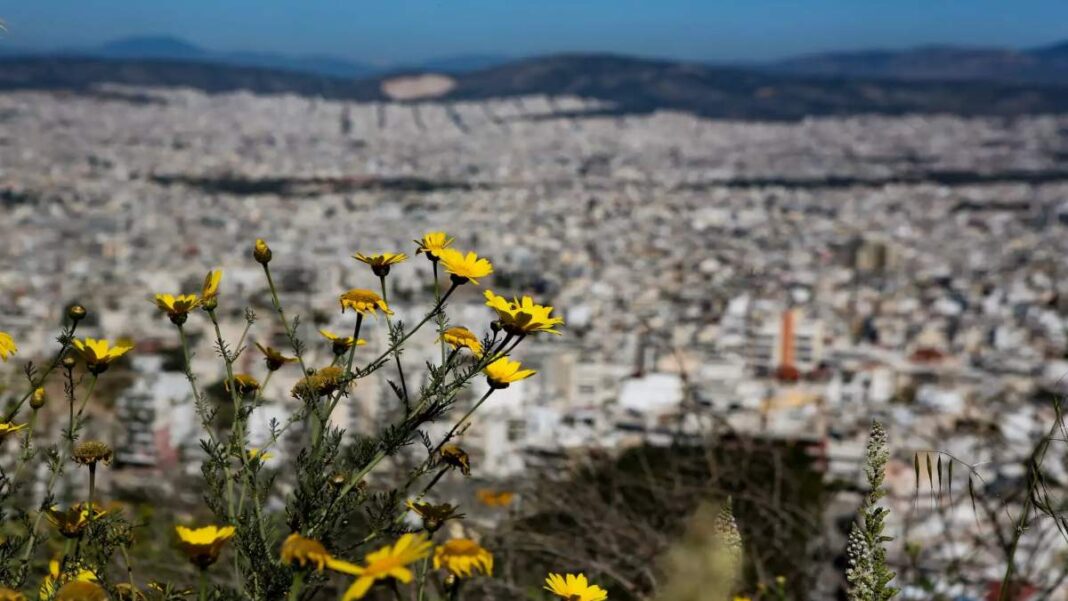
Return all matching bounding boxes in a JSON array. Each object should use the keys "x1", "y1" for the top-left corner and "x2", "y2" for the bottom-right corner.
[{"x1": 3, "y1": 86, "x2": 1068, "y2": 597}]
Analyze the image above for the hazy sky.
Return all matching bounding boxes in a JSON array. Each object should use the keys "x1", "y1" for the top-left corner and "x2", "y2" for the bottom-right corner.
[{"x1": 2, "y1": 0, "x2": 1066, "y2": 64}]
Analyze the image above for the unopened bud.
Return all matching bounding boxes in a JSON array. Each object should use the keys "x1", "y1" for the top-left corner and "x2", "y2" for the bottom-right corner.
[
  {"x1": 30, "y1": 387, "x2": 46, "y2": 410},
  {"x1": 67, "y1": 304, "x2": 87, "y2": 323},
  {"x1": 253, "y1": 238, "x2": 272, "y2": 265},
  {"x1": 62, "y1": 356, "x2": 77, "y2": 370}
]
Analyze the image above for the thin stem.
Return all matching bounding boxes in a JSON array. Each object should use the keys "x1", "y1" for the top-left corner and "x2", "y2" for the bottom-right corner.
[
  {"x1": 120, "y1": 546, "x2": 136, "y2": 593},
  {"x1": 431, "y1": 388, "x2": 495, "y2": 457},
  {"x1": 416, "y1": 556, "x2": 431, "y2": 601},
  {"x1": 262, "y1": 263, "x2": 309, "y2": 376},
  {"x1": 362, "y1": 282, "x2": 459, "y2": 376},
  {"x1": 198, "y1": 567, "x2": 208, "y2": 601},
  {"x1": 380, "y1": 274, "x2": 410, "y2": 414},
  {"x1": 87, "y1": 464, "x2": 97, "y2": 528},
  {"x1": 288, "y1": 571, "x2": 304, "y2": 601}
]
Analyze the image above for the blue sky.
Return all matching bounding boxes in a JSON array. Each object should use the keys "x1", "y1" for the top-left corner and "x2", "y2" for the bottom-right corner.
[{"x1": 1, "y1": 0, "x2": 1066, "y2": 64}]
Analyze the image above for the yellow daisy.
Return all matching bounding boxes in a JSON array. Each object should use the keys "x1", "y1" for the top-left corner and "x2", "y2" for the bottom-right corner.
[
  {"x1": 414, "y1": 232, "x2": 454, "y2": 261},
  {"x1": 247, "y1": 448, "x2": 274, "y2": 462},
  {"x1": 224, "y1": 374, "x2": 260, "y2": 396},
  {"x1": 544, "y1": 573, "x2": 608, "y2": 601},
  {"x1": 339, "y1": 289, "x2": 393, "y2": 317},
  {"x1": 70, "y1": 338, "x2": 133, "y2": 375},
  {"x1": 0, "y1": 422, "x2": 27, "y2": 439},
  {"x1": 437, "y1": 249, "x2": 493, "y2": 285},
  {"x1": 153, "y1": 294, "x2": 201, "y2": 324},
  {"x1": 0, "y1": 586, "x2": 24, "y2": 601},
  {"x1": 201, "y1": 270, "x2": 223, "y2": 303},
  {"x1": 45, "y1": 503, "x2": 108, "y2": 539},
  {"x1": 334, "y1": 533, "x2": 433, "y2": 600},
  {"x1": 319, "y1": 329, "x2": 367, "y2": 355},
  {"x1": 54, "y1": 581, "x2": 107, "y2": 601},
  {"x1": 484, "y1": 290, "x2": 564, "y2": 336},
  {"x1": 476, "y1": 489, "x2": 515, "y2": 508},
  {"x1": 439, "y1": 445, "x2": 471, "y2": 476},
  {"x1": 484, "y1": 357, "x2": 536, "y2": 389},
  {"x1": 353, "y1": 252, "x2": 408, "y2": 277},
  {"x1": 406, "y1": 500, "x2": 464, "y2": 532},
  {"x1": 39, "y1": 559, "x2": 97, "y2": 601},
  {"x1": 175, "y1": 525, "x2": 236, "y2": 569},
  {"x1": 0, "y1": 331, "x2": 16, "y2": 362},
  {"x1": 440, "y1": 326, "x2": 482, "y2": 357},
  {"x1": 280, "y1": 533, "x2": 334, "y2": 572},
  {"x1": 434, "y1": 539, "x2": 493, "y2": 578},
  {"x1": 255, "y1": 343, "x2": 297, "y2": 371}
]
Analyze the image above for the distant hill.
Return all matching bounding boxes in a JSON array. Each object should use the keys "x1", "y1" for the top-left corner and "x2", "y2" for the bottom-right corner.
[
  {"x1": 2, "y1": 52, "x2": 1068, "y2": 120},
  {"x1": 0, "y1": 36, "x2": 507, "y2": 79},
  {"x1": 770, "y1": 42, "x2": 1068, "y2": 85}
]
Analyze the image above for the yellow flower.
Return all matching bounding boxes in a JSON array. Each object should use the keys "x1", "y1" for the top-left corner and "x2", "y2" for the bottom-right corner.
[
  {"x1": 440, "y1": 327, "x2": 482, "y2": 357},
  {"x1": 544, "y1": 573, "x2": 608, "y2": 601},
  {"x1": 0, "y1": 587, "x2": 24, "y2": 601},
  {"x1": 201, "y1": 270, "x2": 223, "y2": 303},
  {"x1": 254, "y1": 238, "x2": 272, "y2": 265},
  {"x1": 439, "y1": 445, "x2": 471, "y2": 476},
  {"x1": 319, "y1": 329, "x2": 367, "y2": 355},
  {"x1": 54, "y1": 581, "x2": 107, "y2": 601},
  {"x1": 153, "y1": 293, "x2": 201, "y2": 324},
  {"x1": 733, "y1": 597, "x2": 752, "y2": 601},
  {"x1": 0, "y1": 423, "x2": 27, "y2": 439},
  {"x1": 175, "y1": 525, "x2": 235, "y2": 569},
  {"x1": 247, "y1": 448, "x2": 274, "y2": 462},
  {"x1": 292, "y1": 366, "x2": 348, "y2": 399},
  {"x1": 414, "y1": 232, "x2": 454, "y2": 261},
  {"x1": 437, "y1": 249, "x2": 493, "y2": 285},
  {"x1": 484, "y1": 357, "x2": 536, "y2": 389},
  {"x1": 71, "y1": 338, "x2": 133, "y2": 375},
  {"x1": 406, "y1": 500, "x2": 464, "y2": 532},
  {"x1": 484, "y1": 291, "x2": 564, "y2": 336},
  {"x1": 255, "y1": 343, "x2": 296, "y2": 371},
  {"x1": 45, "y1": 503, "x2": 108, "y2": 539},
  {"x1": 280, "y1": 533, "x2": 334, "y2": 571},
  {"x1": 334, "y1": 533, "x2": 433, "y2": 601},
  {"x1": 476, "y1": 489, "x2": 515, "y2": 508},
  {"x1": 71, "y1": 441, "x2": 113, "y2": 467},
  {"x1": 339, "y1": 289, "x2": 393, "y2": 317},
  {"x1": 40, "y1": 559, "x2": 97, "y2": 601},
  {"x1": 224, "y1": 374, "x2": 260, "y2": 396},
  {"x1": 0, "y1": 331, "x2": 16, "y2": 362},
  {"x1": 434, "y1": 539, "x2": 493, "y2": 578},
  {"x1": 353, "y1": 252, "x2": 408, "y2": 277}
]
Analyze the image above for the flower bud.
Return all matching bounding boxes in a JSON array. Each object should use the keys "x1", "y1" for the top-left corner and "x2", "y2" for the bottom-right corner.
[
  {"x1": 30, "y1": 387, "x2": 46, "y2": 410},
  {"x1": 254, "y1": 238, "x2": 272, "y2": 265},
  {"x1": 67, "y1": 304, "x2": 87, "y2": 323},
  {"x1": 62, "y1": 356, "x2": 77, "y2": 370}
]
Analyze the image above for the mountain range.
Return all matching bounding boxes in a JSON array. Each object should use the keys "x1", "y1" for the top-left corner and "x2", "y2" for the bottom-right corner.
[{"x1": 2, "y1": 36, "x2": 1068, "y2": 120}]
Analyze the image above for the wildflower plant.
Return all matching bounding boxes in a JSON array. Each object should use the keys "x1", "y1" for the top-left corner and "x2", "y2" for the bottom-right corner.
[
  {"x1": 0, "y1": 231, "x2": 565, "y2": 601},
  {"x1": 845, "y1": 422, "x2": 898, "y2": 601}
]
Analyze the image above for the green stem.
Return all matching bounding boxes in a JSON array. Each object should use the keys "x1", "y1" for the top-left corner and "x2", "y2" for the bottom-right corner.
[
  {"x1": 262, "y1": 263, "x2": 309, "y2": 376},
  {"x1": 380, "y1": 274, "x2": 410, "y2": 414},
  {"x1": 362, "y1": 282, "x2": 459, "y2": 377},
  {"x1": 416, "y1": 556, "x2": 431, "y2": 601},
  {"x1": 120, "y1": 545, "x2": 136, "y2": 593},
  {"x1": 198, "y1": 567, "x2": 208, "y2": 601},
  {"x1": 288, "y1": 571, "x2": 304, "y2": 601},
  {"x1": 432, "y1": 388, "x2": 495, "y2": 457}
]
